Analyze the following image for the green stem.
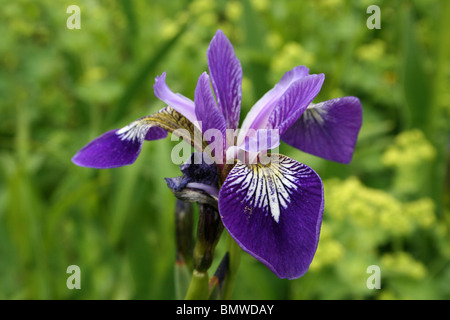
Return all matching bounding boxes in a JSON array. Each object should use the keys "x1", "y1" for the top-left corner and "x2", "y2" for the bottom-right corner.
[
  {"x1": 184, "y1": 270, "x2": 209, "y2": 300},
  {"x1": 175, "y1": 259, "x2": 192, "y2": 300},
  {"x1": 222, "y1": 233, "x2": 242, "y2": 300}
]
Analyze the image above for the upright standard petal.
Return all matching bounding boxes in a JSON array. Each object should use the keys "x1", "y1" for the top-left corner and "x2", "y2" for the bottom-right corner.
[
  {"x1": 154, "y1": 72, "x2": 198, "y2": 125},
  {"x1": 207, "y1": 30, "x2": 243, "y2": 130},
  {"x1": 72, "y1": 119, "x2": 167, "y2": 169},
  {"x1": 194, "y1": 72, "x2": 227, "y2": 139},
  {"x1": 267, "y1": 73, "x2": 325, "y2": 135},
  {"x1": 219, "y1": 154, "x2": 324, "y2": 279},
  {"x1": 240, "y1": 128, "x2": 280, "y2": 153},
  {"x1": 282, "y1": 96, "x2": 363, "y2": 164},
  {"x1": 238, "y1": 66, "x2": 310, "y2": 146}
]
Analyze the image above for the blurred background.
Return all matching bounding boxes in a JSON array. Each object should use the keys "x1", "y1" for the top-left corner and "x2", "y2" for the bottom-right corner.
[{"x1": 0, "y1": 0, "x2": 449, "y2": 299}]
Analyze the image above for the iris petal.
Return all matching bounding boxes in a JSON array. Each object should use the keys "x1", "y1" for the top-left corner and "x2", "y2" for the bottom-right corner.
[
  {"x1": 218, "y1": 154, "x2": 324, "y2": 279},
  {"x1": 238, "y1": 66, "x2": 314, "y2": 147},
  {"x1": 282, "y1": 96, "x2": 363, "y2": 164},
  {"x1": 241, "y1": 128, "x2": 280, "y2": 153},
  {"x1": 267, "y1": 73, "x2": 325, "y2": 135},
  {"x1": 145, "y1": 126, "x2": 168, "y2": 141},
  {"x1": 194, "y1": 72, "x2": 227, "y2": 139},
  {"x1": 207, "y1": 30, "x2": 243, "y2": 130},
  {"x1": 72, "y1": 118, "x2": 167, "y2": 169},
  {"x1": 153, "y1": 72, "x2": 198, "y2": 125}
]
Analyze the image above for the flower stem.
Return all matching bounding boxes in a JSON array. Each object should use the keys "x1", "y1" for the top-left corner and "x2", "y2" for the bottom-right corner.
[
  {"x1": 184, "y1": 270, "x2": 209, "y2": 300},
  {"x1": 175, "y1": 258, "x2": 192, "y2": 300},
  {"x1": 222, "y1": 233, "x2": 242, "y2": 300}
]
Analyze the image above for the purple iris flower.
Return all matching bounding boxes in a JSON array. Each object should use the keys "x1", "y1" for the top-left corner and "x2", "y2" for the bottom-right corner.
[{"x1": 72, "y1": 30, "x2": 362, "y2": 279}]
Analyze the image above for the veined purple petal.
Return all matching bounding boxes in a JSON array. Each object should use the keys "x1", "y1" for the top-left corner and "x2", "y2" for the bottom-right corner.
[
  {"x1": 241, "y1": 128, "x2": 280, "y2": 153},
  {"x1": 282, "y1": 96, "x2": 363, "y2": 164},
  {"x1": 72, "y1": 119, "x2": 167, "y2": 169},
  {"x1": 219, "y1": 154, "x2": 324, "y2": 279},
  {"x1": 72, "y1": 129, "x2": 141, "y2": 169},
  {"x1": 194, "y1": 72, "x2": 227, "y2": 140},
  {"x1": 207, "y1": 30, "x2": 243, "y2": 130},
  {"x1": 145, "y1": 126, "x2": 169, "y2": 140},
  {"x1": 267, "y1": 73, "x2": 325, "y2": 135},
  {"x1": 154, "y1": 72, "x2": 198, "y2": 125},
  {"x1": 238, "y1": 66, "x2": 310, "y2": 145}
]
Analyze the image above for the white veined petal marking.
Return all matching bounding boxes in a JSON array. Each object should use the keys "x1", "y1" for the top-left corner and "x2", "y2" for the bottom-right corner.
[
  {"x1": 230, "y1": 155, "x2": 303, "y2": 223},
  {"x1": 303, "y1": 103, "x2": 328, "y2": 125},
  {"x1": 116, "y1": 120, "x2": 152, "y2": 143}
]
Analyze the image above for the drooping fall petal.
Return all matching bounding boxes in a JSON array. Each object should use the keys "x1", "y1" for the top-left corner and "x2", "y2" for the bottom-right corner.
[
  {"x1": 71, "y1": 125, "x2": 167, "y2": 169},
  {"x1": 282, "y1": 96, "x2": 363, "y2": 164},
  {"x1": 218, "y1": 154, "x2": 324, "y2": 279}
]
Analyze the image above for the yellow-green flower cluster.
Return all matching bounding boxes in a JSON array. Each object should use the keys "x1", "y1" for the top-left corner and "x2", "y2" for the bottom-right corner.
[
  {"x1": 225, "y1": 1, "x2": 243, "y2": 22},
  {"x1": 250, "y1": 0, "x2": 270, "y2": 12},
  {"x1": 381, "y1": 252, "x2": 427, "y2": 280},
  {"x1": 324, "y1": 177, "x2": 437, "y2": 237},
  {"x1": 382, "y1": 129, "x2": 436, "y2": 168},
  {"x1": 356, "y1": 40, "x2": 386, "y2": 62},
  {"x1": 309, "y1": 222, "x2": 345, "y2": 271},
  {"x1": 382, "y1": 129, "x2": 436, "y2": 196},
  {"x1": 310, "y1": 177, "x2": 437, "y2": 297},
  {"x1": 403, "y1": 198, "x2": 436, "y2": 228}
]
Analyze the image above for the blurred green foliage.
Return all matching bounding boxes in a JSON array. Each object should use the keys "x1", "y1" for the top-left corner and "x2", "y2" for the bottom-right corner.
[{"x1": 0, "y1": 0, "x2": 449, "y2": 299}]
